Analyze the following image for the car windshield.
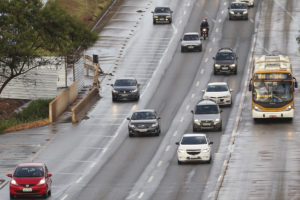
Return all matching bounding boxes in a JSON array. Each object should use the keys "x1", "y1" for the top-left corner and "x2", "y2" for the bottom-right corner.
[
  {"x1": 181, "y1": 136, "x2": 207, "y2": 145},
  {"x1": 195, "y1": 105, "x2": 219, "y2": 114},
  {"x1": 131, "y1": 112, "x2": 156, "y2": 120},
  {"x1": 14, "y1": 166, "x2": 44, "y2": 177},
  {"x1": 216, "y1": 52, "x2": 235, "y2": 60},
  {"x1": 253, "y1": 81, "x2": 293, "y2": 103},
  {"x1": 231, "y1": 3, "x2": 247, "y2": 9},
  {"x1": 206, "y1": 85, "x2": 228, "y2": 92},
  {"x1": 183, "y1": 34, "x2": 199, "y2": 41},
  {"x1": 154, "y1": 7, "x2": 170, "y2": 13},
  {"x1": 114, "y1": 79, "x2": 137, "y2": 86}
]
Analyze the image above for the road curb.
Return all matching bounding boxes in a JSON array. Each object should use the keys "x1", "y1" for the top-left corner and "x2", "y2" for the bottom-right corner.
[{"x1": 213, "y1": 1, "x2": 263, "y2": 199}]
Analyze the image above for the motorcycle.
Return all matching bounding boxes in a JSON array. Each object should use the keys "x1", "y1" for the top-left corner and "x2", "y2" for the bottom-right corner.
[{"x1": 201, "y1": 28, "x2": 208, "y2": 40}]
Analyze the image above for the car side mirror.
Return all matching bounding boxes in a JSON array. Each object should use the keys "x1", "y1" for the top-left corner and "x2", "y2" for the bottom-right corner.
[
  {"x1": 157, "y1": 117, "x2": 161, "y2": 120},
  {"x1": 175, "y1": 142, "x2": 179, "y2": 145},
  {"x1": 171, "y1": 11, "x2": 173, "y2": 13},
  {"x1": 248, "y1": 79, "x2": 252, "y2": 91},
  {"x1": 201, "y1": 89, "x2": 205, "y2": 92},
  {"x1": 7, "y1": 174, "x2": 12, "y2": 178},
  {"x1": 295, "y1": 82, "x2": 298, "y2": 88},
  {"x1": 220, "y1": 109, "x2": 223, "y2": 113},
  {"x1": 236, "y1": 56, "x2": 239, "y2": 60},
  {"x1": 230, "y1": 89, "x2": 233, "y2": 92},
  {"x1": 213, "y1": 57, "x2": 216, "y2": 60},
  {"x1": 191, "y1": 110, "x2": 194, "y2": 114},
  {"x1": 209, "y1": 141, "x2": 213, "y2": 145},
  {"x1": 126, "y1": 117, "x2": 130, "y2": 120},
  {"x1": 110, "y1": 84, "x2": 113, "y2": 87},
  {"x1": 151, "y1": 11, "x2": 154, "y2": 13},
  {"x1": 47, "y1": 173, "x2": 52, "y2": 177}
]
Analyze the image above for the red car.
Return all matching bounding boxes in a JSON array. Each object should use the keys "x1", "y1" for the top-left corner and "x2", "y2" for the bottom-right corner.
[{"x1": 7, "y1": 163, "x2": 52, "y2": 199}]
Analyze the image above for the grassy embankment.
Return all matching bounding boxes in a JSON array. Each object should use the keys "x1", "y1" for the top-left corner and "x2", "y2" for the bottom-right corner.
[
  {"x1": 0, "y1": 99, "x2": 52, "y2": 133},
  {"x1": 56, "y1": 0, "x2": 113, "y2": 28}
]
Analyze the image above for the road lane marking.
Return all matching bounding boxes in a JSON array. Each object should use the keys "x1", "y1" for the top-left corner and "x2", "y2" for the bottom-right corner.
[
  {"x1": 147, "y1": 176, "x2": 154, "y2": 183},
  {"x1": 165, "y1": 145, "x2": 171, "y2": 152},
  {"x1": 200, "y1": 69, "x2": 204, "y2": 74},
  {"x1": 103, "y1": 148, "x2": 107, "y2": 153},
  {"x1": 219, "y1": 19, "x2": 222, "y2": 23},
  {"x1": 157, "y1": 161, "x2": 163, "y2": 167},
  {"x1": 180, "y1": 117, "x2": 184, "y2": 122},
  {"x1": 90, "y1": 162, "x2": 96, "y2": 168},
  {"x1": 209, "y1": 48, "x2": 212, "y2": 52},
  {"x1": 76, "y1": 177, "x2": 83, "y2": 183},
  {"x1": 138, "y1": 192, "x2": 144, "y2": 199},
  {"x1": 191, "y1": 93, "x2": 195, "y2": 98},
  {"x1": 61, "y1": 194, "x2": 68, "y2": 200},
  {"x1": 196, "y1": 81, "x2": 200, "y2": 87},
  {"x1": 221, "y1": 10, "x2": 224, "y2": 14},
  {"x1": 213, "y1": 38, "x2": 215, "y2": 42},
  {"x1": 205, "y1": 58, "x2": 208, "y2": 63},
  {"x1": 173, "y1": 131, "x2": 178, "y2": 136},
  {"x1": 216, "y1": 28, "x2": 219, "y2": 33},
  {"x1": 186, "y1": 104, "x2": 190, "y2": 110}
]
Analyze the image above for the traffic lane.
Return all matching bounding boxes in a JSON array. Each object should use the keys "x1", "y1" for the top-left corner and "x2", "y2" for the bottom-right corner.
[{"x1": 149, "y1": 3, "x2": 259, "y2": 200}]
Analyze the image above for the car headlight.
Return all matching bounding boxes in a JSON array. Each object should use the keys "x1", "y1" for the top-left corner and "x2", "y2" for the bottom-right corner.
[
  {"x1": 253, "y1": 105, "x2": 262, "y2": 111},
  {"x1": 214, "y1": 119, "x2": 220, "y2": 124},
  {"x1": 130, "y1": 89, "x2": 138, "y2": 93},
  {"x1": 166, "y1": 16, "x2": 171, "y2": 18},
  {"x1": 112, "y1": 89, "x2": 118, "y2": 93},
  {"x1": 202, "y1": 148, "x2": 210, "y2": 153},
  {"x1": 203, "y1": 95, "x2": 209, "y2": 99},
  {"x1": 11, "y1": 179, "x2": 18, "y2": 185},
  {"x1": 128, "y1": 123, "x2": 135, "y2": 128},
  {"x1": 230, "y1": 11, "x2": 234, "y2": 14},
  {"x1": 181, "y1": 43, "x2": 188, "y2": 46},
  {"x1": 154, "y1": 16, "x2": 158, "y2": 18},
  {"x1": 225, "y1": 95, "x2": 231, "y2": 98},
  {"x1": 229, "y1": 64, "x2": 236, "y2": 68},
  {"x1": 214, "y1": 64, "x2": 221, "y2": 69},
  {"x1": 37, "y1": 178, "x2": 45, "y2": 185},
  {"x1": 177, "y1": 148, "x2": 185, "y2": 153},
  {"x1": 243, "y1": 10, "x2": 248, "y2": 14},
  {"x1": 151, "y1": 122, "x2": 158, "y2": 127},
  {"x1": 284, "y1": 105, "x2": 293, "y2": 111},
  {"x1": 194, "y1": 119, "x2": 200, "y2": 124}
]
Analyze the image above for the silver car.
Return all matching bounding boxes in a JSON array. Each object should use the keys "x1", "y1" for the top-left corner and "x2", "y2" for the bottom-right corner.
[
  {"x1": 228, "y1": 2, "x2": 248, "y2": 20},
  {"x1": 181, "y1": 32, "x2": 202, "y2": 52},
  {"x1": 191, "y1": 100, "x2": 222, "y2": 131}
]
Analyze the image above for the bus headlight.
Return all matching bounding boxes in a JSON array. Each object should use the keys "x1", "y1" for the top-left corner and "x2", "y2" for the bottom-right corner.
[
  {"x1": 284, "y1": 105, "x2": 293, "y2": 111},
  {"x1": 253, "y1": 105, "x2": 262, "y2": 111}
]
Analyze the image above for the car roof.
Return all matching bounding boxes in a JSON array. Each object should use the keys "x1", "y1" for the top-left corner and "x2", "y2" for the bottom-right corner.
[
  {"x1": 207, "y1": 82, "x2": 228, "y2": 86},
  {"x1": 231, "y1": 2, "x2": 247, "y2": 5},
  {"x1": 155, "y1": 6, "x2": 171, "y2": 9},
  {"x1": 17, "y1": 163, "x2": 45, "y2": 167},
  {"x1": 196, "y1": 99, "x2": 218, "y2": 105},
  {"x1": 184, "y1": 32, "x2": 199, "y2": 36},
  {"x1": 115, "y1": 77, "x2": 137, "y2": 81},
  {"x1": 182, "y1": 133, "x2": 207, "y2": 137},
  {"x1": 133, "y1": 109, "x2": 155, "y2": 113}
]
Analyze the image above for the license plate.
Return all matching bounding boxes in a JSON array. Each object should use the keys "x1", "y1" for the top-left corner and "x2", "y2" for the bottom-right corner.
[
  {"x1": 202, "y1": 123, "x2": 211, "y2": 126},
  {"x1": 138, "y1": 129, "x2": 147, "y2": 132},
  {"x1": 23, "y1": 188, "x2": 32, "y2": 192},
  {"x1": 188, "y1": 46, "x2": 194, "y2": 49},
  {"x1": 222, "y1": 67, "x2": 228, "y2": 70},
  {"x1": 121, "y1": 94, "x2": 128, "y2": 96},
  {"x1": 159, "y1": 18, "x2": 164, "y2": 20},
  {"x1": 269, "y1": 115, "x2": 277, "y2": 118}
]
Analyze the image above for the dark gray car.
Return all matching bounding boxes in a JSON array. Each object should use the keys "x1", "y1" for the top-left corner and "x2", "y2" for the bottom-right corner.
[
  {"x1": 152, "y1": 7, "x2": 173, "y2": 24},
  {"x1": 191, "y1": 100, "x2": 222, "y2": 131},
  {"x1": 111, "y1": 78, "x2": 140, "y2": 102},
  {"x1": 228, "y1": 2, "x2": 248, "y2": 20},
  {"x1": 213, "y1": 48, "x2": 238, "y2": 75},
  {"x1": 127, "y1": 109, "x2": 161, "y2": 137}
]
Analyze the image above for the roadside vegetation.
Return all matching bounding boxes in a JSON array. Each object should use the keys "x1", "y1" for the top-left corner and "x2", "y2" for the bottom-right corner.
[
  {"x1": 0, "y1": 99, "x2": 52, "y2": 133},
  {"x1": 56, "y1": 0, "x2": 113, "y2": 28}
]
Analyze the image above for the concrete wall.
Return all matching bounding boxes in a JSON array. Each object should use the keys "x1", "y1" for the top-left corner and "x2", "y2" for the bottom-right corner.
[
  {"x1": 72, "y1": 87, "x2": 99, "y2": 123},
  {"x1": 49, "y1": 81, "x2": 78, "y2": 122}
]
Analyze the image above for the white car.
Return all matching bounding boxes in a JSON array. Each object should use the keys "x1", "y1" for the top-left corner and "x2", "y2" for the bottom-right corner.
[
  {"x1": 176, "y1": 133, "x2": 213, "y2": 164},
  {"x1": 236, "y1": 0, "x2": 254, "y2": 7},
  {"x1": 202, "y1": 82, "x2": 233, "y2": 106},
  {"x1": 181, "y1": 32, "x2": 202, "y2": 52}
]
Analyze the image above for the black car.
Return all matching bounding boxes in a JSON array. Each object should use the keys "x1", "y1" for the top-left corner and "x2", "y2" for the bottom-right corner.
[
  {"x1": 152, "y1": 7, "x2": 173, "y2": 24},
  {"x1": 228, "y1": 2, "x2": 248, "y2": 20},
  {"x1": 111, "y1": 78, "x2": 140, "y2": 102},
  {"x1": 213, "y1": 48, "x2": 238, "y2": 75},
  {"x1": 127, "y1": 109, "x2": 161, "y2": 137}
]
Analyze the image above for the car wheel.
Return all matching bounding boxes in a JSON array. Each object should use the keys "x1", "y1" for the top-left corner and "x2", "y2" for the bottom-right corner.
[
  {"x1": 169, "y1": 19, "x2": 172, "y2": 24},
  {"x1": 208, "y1": 156, "x2": 212, "y2": 163},
  {"x1": 181, "y1": 47, "x2": 184, "y2": 52},
  {"x1": 136, "y1": 96, "x2": 140, "y2": 101},
  {"x1": 199, "y1": 46, "x2": 202, "y2": 52},
  {"x1": 218, "y1": 125, "x2": 222, "y2": 131},
  {"x1": 234, "y1": 69, "x2": 237, "y2": 75},
  {"x1": 43, "y1": 191, "x2": 48, "y2": 199},
  {"x1": 112, "y1": 96, "x2": 117, "y2": 102},
  {"x1": 193, "y1": 126, "x2": 197, "y2": 132},
  {"x1": 129, "y1": 133, "x2": 134, "y2": 137},
  {"x1": 10, "y1": 194, "x2": 15, "y2": 199},
  {"x1": 214, "y1": 70, "x2": 217, "y2": 75},
  {"x1": 229, "y1": 16, "x2": 232, "y2": 20},
  {"x1": 178, "y1": 160, "x2": 182, "y2": 165},
  {"x1": 153, "y1": 20, "x2": 156, "y2": 24}
]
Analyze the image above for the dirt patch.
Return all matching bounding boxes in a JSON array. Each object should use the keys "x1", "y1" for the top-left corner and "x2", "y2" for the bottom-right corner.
[{"x1": 0, "y1": 99, "x2": 29, "y2": 120}]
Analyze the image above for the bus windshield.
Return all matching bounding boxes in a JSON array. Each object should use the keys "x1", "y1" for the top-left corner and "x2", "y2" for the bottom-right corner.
[{"x1": 253, "y1": 81, "x2": 293, "y2": 103}]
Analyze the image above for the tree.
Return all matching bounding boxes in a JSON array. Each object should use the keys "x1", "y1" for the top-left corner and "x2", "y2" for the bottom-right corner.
[{"x1": 0, "y1": 0, "x2": 98, "y2": 94}]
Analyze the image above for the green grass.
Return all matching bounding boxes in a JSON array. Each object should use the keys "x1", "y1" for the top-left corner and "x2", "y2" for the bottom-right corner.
[{"x1": 0, "y1": 99, "x2": 53, "y2": 133}]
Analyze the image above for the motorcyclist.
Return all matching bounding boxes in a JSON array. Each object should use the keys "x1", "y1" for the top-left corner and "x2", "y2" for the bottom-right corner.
[{"x1": 200, "y1": 18, "x2": 209, "y2": 36}]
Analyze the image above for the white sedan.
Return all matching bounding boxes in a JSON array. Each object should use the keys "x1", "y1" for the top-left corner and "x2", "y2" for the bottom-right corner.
[
  {"x1": 181, "y1": 32, "x2": 202, "y2": 52},
  {"x1": 202, "y1": 82, "x2": 233, "y2": 106},
  {"x1": 176, "y1": 133, "x2": 213, "y2": 164},
  {"x1": 236, "y1": 0, "x2": 254, "y2": 7}
]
